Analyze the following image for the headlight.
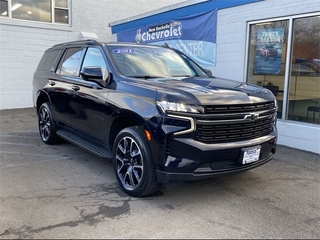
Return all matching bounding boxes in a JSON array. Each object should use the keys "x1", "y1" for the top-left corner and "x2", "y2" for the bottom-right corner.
[{"x1": 156, "y1": 101, "x2": 204, "y2": 114}]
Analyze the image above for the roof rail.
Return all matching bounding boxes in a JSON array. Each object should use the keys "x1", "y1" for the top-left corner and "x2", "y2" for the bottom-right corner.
[{"x1": 52, "y1": 39, "x2": 98, "y2": 48}]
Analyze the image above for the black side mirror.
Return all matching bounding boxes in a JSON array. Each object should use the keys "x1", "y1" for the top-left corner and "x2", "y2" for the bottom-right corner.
[
  {"x1": 203, "y1": 68, "x2": 214, "y2": 78},
  {"x1": 80, "y1": 66, "x2": 109, "y2": 87}
]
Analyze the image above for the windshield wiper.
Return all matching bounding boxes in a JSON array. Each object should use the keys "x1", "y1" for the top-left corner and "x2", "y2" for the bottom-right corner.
[
  {"x1": 127, "y1": 76, "x2": 166, "y2": 79},
  {"x1": 171, "y1": 75, "x2": 194, "y2": 78}
]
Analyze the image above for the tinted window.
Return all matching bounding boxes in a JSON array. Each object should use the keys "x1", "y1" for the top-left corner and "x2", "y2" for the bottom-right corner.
[
  {"x1": 36, "y1": 49, "x2": 60, "y2": 71},
  {"x1": 82, "y1": 48, "x2": 107, "y2": 79},
  {"x1": 57, "y1": 48, "x2": 83, "y2": 76}
]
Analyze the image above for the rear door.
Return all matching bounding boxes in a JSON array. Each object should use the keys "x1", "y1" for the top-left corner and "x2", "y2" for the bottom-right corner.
[{"x1": 47, "y1": 47, "x2": 84, "y2": 127}]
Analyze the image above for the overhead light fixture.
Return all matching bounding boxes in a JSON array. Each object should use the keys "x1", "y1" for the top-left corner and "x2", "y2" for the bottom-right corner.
[
  {"x1": 11, "y1": 3, "x2": 22, "y2": 11},
  {"x1": 1, "y1": 11, "x2": 7, "y2": 16},
  {"x1": 27, "y1": 11, "x2": 32, "y2": 14}
]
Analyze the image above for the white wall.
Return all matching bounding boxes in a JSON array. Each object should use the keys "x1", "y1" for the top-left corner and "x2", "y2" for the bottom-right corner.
[
  {"x1": 214, "y1": 0, "x2": 320, "y2": 154},
  {"x1": 0, "y1": 0, "x2": 186, "y2": 110},
  {"x1": 277, "y1": 120, "x2": 320, "y2": 154}
]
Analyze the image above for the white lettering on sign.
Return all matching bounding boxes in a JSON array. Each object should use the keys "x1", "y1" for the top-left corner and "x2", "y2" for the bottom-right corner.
[
  {"x1": 260, "y1": 31, "x2": 283, "y2": 43},
  {"x1": 137, "y1": 22, "x2": 183, "y2": 43},
  {"x1": 173, "y1": 42, "x2": 204, "y2": 57}
]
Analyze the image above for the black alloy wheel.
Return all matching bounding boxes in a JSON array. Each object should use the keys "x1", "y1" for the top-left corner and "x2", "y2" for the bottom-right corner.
[
  {"x1": 113, "y1": 127, "x2": 160, "y2": 197},
  {"x1": 38, "y1": 102, "x2": 59, "y2": 144}
]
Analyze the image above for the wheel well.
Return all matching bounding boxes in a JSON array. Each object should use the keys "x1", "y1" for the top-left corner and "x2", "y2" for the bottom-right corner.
[
  {"x1": 36, "y1": 92, "x2": 49, "y2": 113},
  {"x1": 109, "y1": 116, "x2": 142, "y2": 149}
]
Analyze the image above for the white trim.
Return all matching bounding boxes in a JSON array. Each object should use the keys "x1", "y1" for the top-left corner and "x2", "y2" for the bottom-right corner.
[
  {"x1": 8, "y1": 0, "x2": 12, "y2": 18},
  {"x1": 244, "y1": 22, "x2": 250, "y2": 81},
  {"x1": 247, "y1": 11, "x2": 320, "y2": 24},
  {"x1": 282, "y1": 18, "x2": 293, "y2": 120}
]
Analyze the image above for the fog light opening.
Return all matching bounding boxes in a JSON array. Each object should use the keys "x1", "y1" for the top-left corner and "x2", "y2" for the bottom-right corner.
[{"x1": 269, "y1": 137, "x2": 276, "y2": 144}]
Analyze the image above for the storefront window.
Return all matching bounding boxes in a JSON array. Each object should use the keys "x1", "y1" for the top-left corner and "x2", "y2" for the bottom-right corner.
[
  {"x1": 288, "y1": 16, "x2": 320, "y2": 124},
  {"x1": 247, "y1": 20, "x2": 289, "y2": 119},
  {"x1": 0, "y1": 0, "x2": 69, "y2": 24}
]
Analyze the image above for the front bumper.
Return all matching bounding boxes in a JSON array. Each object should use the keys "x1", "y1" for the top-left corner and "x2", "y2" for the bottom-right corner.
[{"x1": 156, "y1": 133, "x2": 277, "y2": 183}]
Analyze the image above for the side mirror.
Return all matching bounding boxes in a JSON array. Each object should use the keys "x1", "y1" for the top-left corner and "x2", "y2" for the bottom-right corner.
[
  {"x1": 203, "y1": 68, "x2": 214, "y2": 78},
  {"x1": 80, "y1": 66, "x2": 109, "y2": 87}
]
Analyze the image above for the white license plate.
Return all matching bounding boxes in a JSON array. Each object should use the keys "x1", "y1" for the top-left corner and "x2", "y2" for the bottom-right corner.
[{"x1": 242, "y1": 146, "x2": 261, "y2": 164}]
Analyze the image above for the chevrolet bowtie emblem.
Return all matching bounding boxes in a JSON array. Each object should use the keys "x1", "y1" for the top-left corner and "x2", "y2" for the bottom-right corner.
[{"x1": 244, "y1": 113, "x2": 259, "y2": 121}]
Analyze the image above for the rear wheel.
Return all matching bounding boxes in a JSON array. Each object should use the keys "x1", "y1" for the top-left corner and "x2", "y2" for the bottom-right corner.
[
  {"x1": 113, "y1": 127, "x2": 160, "y2": 197},
  {"x1": 38, "y1": 102, "x2": 59, "y2": 144}
]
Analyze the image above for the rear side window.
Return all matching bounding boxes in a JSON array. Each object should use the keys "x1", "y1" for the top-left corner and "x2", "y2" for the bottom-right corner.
[
  {"x1": 56, "y1": 48, "x2": 83, "y2": 77},
  {"x1": 36, "y1": 49, "x2": 60, "y2": 71}
]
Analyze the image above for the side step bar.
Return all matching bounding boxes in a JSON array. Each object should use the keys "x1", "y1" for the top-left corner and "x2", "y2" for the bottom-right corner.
[{"x1": 57, "y1": 130, "x2": 112, "y2": 159}]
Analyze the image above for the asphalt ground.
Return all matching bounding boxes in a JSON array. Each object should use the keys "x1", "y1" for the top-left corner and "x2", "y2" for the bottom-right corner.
[{"x1": 0, "y1": 108, "x2": 319, "y2": 239}]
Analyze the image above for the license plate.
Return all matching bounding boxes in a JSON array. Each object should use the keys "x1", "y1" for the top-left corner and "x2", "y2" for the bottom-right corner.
[{"x1": 241, "y1": 146, "x2": 261, "y2": 164}]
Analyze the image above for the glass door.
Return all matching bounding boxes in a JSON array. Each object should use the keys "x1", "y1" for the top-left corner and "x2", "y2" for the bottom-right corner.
[{"x1": 288, "y1": 16, "x2": 320, "y2": 124}]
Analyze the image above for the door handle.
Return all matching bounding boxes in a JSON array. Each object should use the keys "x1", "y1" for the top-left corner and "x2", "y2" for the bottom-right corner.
[{"x1": 72, "y1": 86, "x2": 80, "y2": 91}]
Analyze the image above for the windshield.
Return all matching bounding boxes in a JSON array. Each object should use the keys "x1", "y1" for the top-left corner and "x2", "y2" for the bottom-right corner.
[{"x1": 106, "y1": 45, "x2": 208, "y2": 78}]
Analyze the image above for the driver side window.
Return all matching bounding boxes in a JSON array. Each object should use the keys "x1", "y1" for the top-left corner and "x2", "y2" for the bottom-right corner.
[{"x1": 82, "y1": 48, "x2": 107, "y2": 79}]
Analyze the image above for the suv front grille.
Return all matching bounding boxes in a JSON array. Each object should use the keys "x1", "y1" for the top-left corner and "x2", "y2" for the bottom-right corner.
[
  {"x1": 194, "y1": 101, "x2": 276, "y2": 143},
  {"x1": 203, "y1": 101, "x2": 275, "y2": 114}
]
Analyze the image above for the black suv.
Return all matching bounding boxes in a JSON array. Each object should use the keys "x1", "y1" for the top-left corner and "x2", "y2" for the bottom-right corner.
[{"x1": 33, "y1": 40, "x2": 277, "y2": 197}]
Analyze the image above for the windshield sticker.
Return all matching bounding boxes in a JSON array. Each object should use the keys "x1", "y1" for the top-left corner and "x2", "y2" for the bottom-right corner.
[{"x1": 112, "y1": 49, "x2": 135, "y2": 54}]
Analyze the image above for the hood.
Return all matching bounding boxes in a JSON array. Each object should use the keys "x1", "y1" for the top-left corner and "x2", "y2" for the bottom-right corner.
[{"x1": 128, "y1": 77, "x2": 275, "y2": 105}]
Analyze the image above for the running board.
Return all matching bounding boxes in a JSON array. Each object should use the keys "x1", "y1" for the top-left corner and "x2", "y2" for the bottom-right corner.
[{"x1": 57, "y1": 130, "x2": 112, "y2": 159}]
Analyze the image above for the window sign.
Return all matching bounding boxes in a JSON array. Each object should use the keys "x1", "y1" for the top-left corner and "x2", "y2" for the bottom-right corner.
[{"x1": 254, "y1": 28, "x2": 284, "y2": 75}]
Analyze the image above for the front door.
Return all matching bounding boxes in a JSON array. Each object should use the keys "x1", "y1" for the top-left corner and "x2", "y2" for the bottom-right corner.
[{"x1": 68, "y1": 47, "x2": 110, "y2": 142}]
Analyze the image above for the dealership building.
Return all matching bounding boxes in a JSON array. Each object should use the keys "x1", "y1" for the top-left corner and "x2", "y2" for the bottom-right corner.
[{"x1": 0, "y1": 0, "x2": 319, "y2": 154}]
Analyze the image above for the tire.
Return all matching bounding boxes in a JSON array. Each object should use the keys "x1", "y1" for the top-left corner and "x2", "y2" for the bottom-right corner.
[
  {"x1": 38, "y1": 102, "x2": 59, "y2": 144},
  {"x1": 113, "y1": 127, "x2": 160, "y2": 197}
]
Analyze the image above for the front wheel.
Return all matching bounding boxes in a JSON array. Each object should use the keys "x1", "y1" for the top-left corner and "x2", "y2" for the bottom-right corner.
[
  {"x1": 113, "y1": 127, "x2": 160, "y2": 197},
  {"x1": 38, "y1": 102, "x2": 59, "y2": 144}
]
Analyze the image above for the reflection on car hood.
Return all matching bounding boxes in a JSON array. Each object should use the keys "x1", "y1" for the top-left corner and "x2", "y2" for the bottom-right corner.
[{"x1": 129, "y1": 77, "x2": 275, "y2": 105}]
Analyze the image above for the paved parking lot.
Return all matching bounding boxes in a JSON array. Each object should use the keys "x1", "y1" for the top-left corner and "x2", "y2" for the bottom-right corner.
[{"x1": 0, "y1": 108, "x2": 319, "y2": 239}]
